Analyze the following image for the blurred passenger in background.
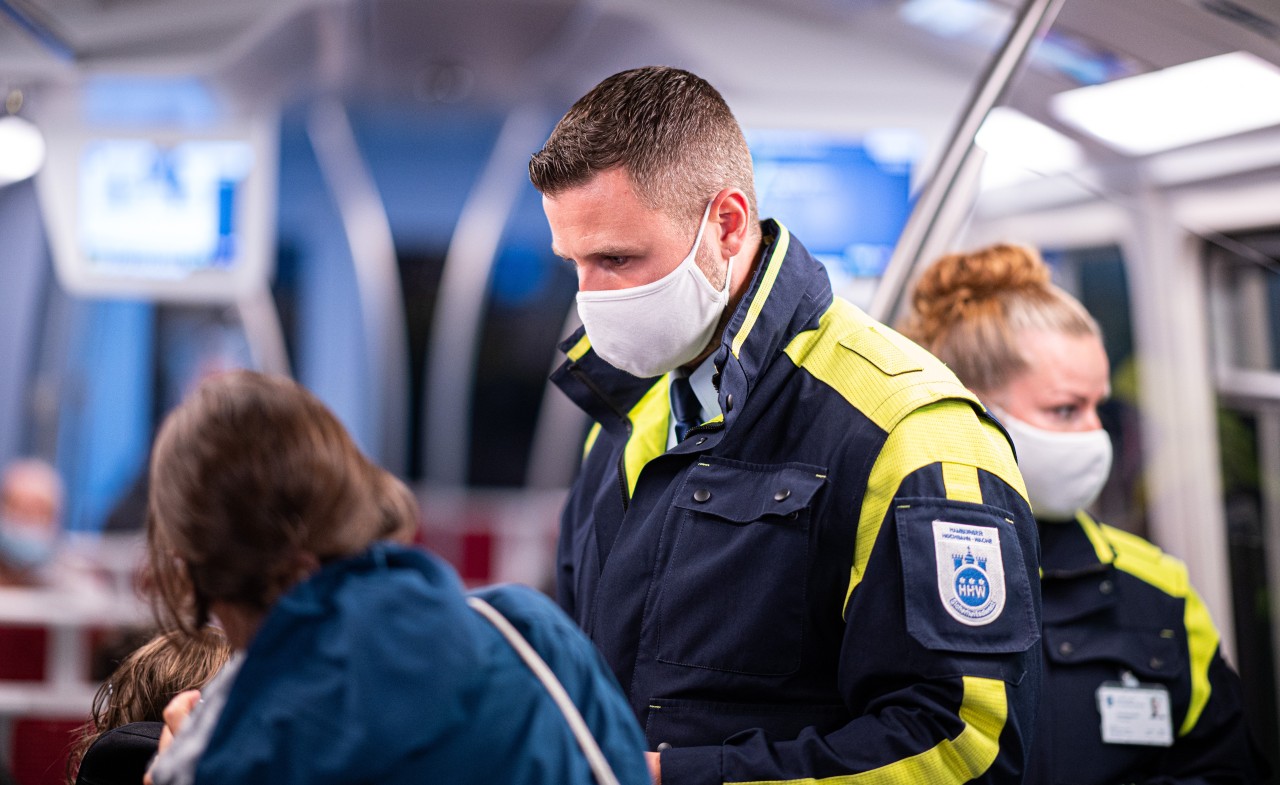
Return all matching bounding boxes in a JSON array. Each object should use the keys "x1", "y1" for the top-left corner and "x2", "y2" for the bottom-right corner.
[
  {"x1": 0, "y1": 458, "x2": 63, "y2": 586},
  {"x1": 531, "y1": 66, "x2": 1040, "y2": 785},
  {"x1": 900, "y1": 242, "x2": 1265, "y2": 784},
  {"x1": 143, "y1": 371, "x2": 647, "y2": 785},
  {"x1": 374, "y1": 467, "x2": 421, "y2": 544},
  {"x1": 69, "y1": 628, "x2": 231, "y2": 785}
]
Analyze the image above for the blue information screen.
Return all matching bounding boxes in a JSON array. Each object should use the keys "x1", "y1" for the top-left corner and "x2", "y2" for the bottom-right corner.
[{"x1": 749, "y1": 130, "x2": 916, "y2": 280}]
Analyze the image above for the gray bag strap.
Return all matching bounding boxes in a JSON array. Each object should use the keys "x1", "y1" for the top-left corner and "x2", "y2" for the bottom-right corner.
[{"x1": 467, "y1": 596, "x2": 622, "y2": 785}]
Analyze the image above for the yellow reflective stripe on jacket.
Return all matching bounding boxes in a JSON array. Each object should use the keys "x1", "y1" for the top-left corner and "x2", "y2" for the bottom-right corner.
[
  {"x1": 726, "y1": 676, "x2": 1007, "y2": 785},
  {"x1": 567, "y1": 333, "x2": 592, "y2": 362},
  {"x1": 582, "y1": 422, "x2": 602, "y2": 460},
  {"x1": 1075, "y1": 511, "x2": 1116, "y2": 565},
  {"x1": 1179, "y1": 584, "x2": 1219, "y2": 736},
  {"x1": 621, "y1": 375, "x2": 672, "y2": 498},
  {"x1": 733, "y1": 225, "x2": 790, "y2": 359},
  {"x1": 1094, "y1": 521, "x2": 1219, "y2": 737},
  {"x1": 846, "y1": 402, "x2": 1026, "y2": 612},
  {"x1": 784, "y1": 301, "x2": 977, "y2": 434},
  {"x1": 941, "y1": 462, "x2": 982, "y2": 505}
]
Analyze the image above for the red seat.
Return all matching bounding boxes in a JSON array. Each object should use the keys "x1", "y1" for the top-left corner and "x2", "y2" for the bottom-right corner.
[
  {"x1": 0, "y1": 626, "x2": 48, "y2": 681},
  {"x1": 10, "y1": 717, "x2": 86, "y2": 785}
]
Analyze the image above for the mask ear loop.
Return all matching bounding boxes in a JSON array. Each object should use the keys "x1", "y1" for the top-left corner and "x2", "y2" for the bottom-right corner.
[
  {"x1": 706, "y1": 188, "x2": 747, "y2": 298},
  {"x1": 720, "y1": 255, "x2": 735, "y2": 300}
]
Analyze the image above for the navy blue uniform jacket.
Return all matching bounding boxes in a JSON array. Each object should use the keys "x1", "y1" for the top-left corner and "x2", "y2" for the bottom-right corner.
[
  {"x1": 552, "y1": 222, "x2": 1044, "y2": 785},
  {"x1": 1030, "y1": 513, "x2": 1264, "y2": 784},
  {"x1": 192, "y1": 544, "x2": 650, "y2": 785}
]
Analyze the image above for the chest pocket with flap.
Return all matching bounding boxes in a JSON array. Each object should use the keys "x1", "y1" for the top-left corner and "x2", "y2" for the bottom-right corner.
[{"x1": 657, "y1": 460, "x2": 826, "y2": 676}]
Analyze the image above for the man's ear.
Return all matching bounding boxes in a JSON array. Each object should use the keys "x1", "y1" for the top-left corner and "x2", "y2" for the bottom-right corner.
[{"x1": 711, "y1": 189, "x2": 751, "y2": 259}]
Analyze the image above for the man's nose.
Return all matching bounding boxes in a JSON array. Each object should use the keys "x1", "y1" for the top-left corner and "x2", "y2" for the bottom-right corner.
[
  {"x1": 576, "y1": 265, "x2": 610, "y2": 293},
  {"x1": 1081, "y1": 407, "x2": 1103, "y2": 432}
]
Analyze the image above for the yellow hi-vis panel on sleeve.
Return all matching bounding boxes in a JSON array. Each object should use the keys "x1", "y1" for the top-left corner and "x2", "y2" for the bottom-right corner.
[
  {"x1": 846, "y1": 402, "x2": 1027, "y2": 613},
  {"x1": 726, "y1": 676, "x2": 1007, "y2": 785}
]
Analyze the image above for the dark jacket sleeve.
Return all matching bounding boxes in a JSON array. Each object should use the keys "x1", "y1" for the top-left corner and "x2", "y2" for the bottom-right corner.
[{"x1": 660, "y1": 402, "x2": 1042, "y2": 785}]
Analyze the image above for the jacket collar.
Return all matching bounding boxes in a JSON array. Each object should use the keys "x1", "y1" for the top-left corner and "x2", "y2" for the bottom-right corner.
[
  {"x1": 551, "y1": 219, "x2": 832, "y2": 438},
  {"x1": 1039, "y1": 510, "x2": 1117, "y2": 579}
]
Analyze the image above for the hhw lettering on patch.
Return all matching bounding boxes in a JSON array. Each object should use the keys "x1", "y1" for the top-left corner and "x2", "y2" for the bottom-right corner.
[{"x1": 932, "y1": 520, "x2": 1006, "y2": 626}]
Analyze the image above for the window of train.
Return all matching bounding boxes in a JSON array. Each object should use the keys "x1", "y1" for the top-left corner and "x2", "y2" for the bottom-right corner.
[
  {"x1": 1208, "y1": 229, "x2": 1280, "y2": 766},
  {"x1": 469, "y1": 183, "x2": 578, "y2": 487}
]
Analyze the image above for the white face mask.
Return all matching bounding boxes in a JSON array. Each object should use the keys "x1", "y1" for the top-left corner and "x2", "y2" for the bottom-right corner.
[
  {"x1": 996, "y1": 410, "x2": 1113, "y2": 521},
  {"x1": 576, "y1": 202, "x2": 731, "y2": 378}
]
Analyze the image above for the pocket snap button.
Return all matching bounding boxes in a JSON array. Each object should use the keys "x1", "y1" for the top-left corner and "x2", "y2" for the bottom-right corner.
[{"x1": 693, "y1": 489, "x2": 711, "y2": 503}]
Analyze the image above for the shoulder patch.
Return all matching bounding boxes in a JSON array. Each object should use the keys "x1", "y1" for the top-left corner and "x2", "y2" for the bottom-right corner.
[
  {"x1": 933, "y1": 520, "x2": 1006, "y2": 626},
  {"x1": 896, "y1": 498, "x2": 1038, "y2": 654}
]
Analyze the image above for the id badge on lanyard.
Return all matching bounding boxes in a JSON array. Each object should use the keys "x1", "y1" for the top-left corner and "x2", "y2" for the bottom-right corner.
[{"x1": 1096, "y1": 670, "x2": 1173, "y2": 747}]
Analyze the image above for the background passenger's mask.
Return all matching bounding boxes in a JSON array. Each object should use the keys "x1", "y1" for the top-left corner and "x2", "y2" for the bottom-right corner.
[
  {"x1": 576, "y1": 202, "x2": 730, "y2": 378},
  {"x1": 996, "y1": 410, "x2": 1114, "y2": 522},
  {"x1": 0, "y1": 515, "x2": 57, "y2": 571}
]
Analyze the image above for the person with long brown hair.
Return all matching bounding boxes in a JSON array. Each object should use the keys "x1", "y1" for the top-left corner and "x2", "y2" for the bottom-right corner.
[
  {"x1": 900, "y1": 242, "x2": 1263, "y2": 784},
  {"x1": 142, "y1": 370, "x2": 647, "y2": 785},
  {"x1": 68, "y1": 628, "x2": 230, "y2": 785}
]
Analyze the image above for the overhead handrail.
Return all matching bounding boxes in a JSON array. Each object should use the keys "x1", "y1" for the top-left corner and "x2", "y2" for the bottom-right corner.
[
  {"x1": 869, "y1": 0, "x2": 1067, "y2": 324},
  {"x1": 0, "y1": 0, "x2": 74, "y2": 62}
]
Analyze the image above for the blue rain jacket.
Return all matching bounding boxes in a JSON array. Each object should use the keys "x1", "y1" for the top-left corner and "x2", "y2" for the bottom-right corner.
[
  {"x1": 552, "y1": 221, "x2": 1043, "y2": 785},
  {"x1": 193, "y1": 543, "x2": 650, "y2": 785}
]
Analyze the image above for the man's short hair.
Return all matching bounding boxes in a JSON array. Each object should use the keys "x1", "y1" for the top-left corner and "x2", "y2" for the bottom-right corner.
[{"x1": 529, "y1": 66, "x2": 758, "y2": 225}]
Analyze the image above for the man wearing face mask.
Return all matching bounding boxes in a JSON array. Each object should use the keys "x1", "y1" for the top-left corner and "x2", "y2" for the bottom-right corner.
[
  {"x1": 531, "y1": 67, "x2": 1043, "y2": 785},
  {"x1": 0, "y1": 459, "x2": 64, "y2": 586},
  {"x1": 901, "y1": 243, "x2": 1264, "y2": 784}
]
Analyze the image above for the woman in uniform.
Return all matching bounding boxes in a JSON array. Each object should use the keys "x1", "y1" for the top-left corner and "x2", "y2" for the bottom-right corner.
[{"x1": 899, "y1": 242, "x2": 1263, "y2": 784}]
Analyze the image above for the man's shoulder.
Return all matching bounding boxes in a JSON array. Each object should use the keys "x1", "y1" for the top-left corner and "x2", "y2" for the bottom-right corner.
[{"x1": 783, "y1": 297, "x2": 979, "y2": 433}]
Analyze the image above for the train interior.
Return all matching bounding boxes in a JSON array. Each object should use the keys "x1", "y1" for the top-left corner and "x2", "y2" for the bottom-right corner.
[{"x1": 1, "y1": 0, "x2": 1279, "y2": 779}]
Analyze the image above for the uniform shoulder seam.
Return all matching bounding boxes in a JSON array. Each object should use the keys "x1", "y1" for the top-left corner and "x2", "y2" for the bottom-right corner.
[
  {"x1": 785, "y1": 298, "x2": 979, "y2": 432},
  {"x1": 1100, "y1": 523, "x2": 1190, "y2": 598}
]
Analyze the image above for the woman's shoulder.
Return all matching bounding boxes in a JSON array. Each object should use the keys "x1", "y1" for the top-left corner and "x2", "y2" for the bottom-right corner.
[
  {"x1": 1095, "y1": 521, "x2": 1192, "y2": 600},
  {"x1": 76, "y1": 722, "x2": 163, "y2": 785},
  {"x1": 468, "y1": 584, "x2": 587, "y2": 656}
]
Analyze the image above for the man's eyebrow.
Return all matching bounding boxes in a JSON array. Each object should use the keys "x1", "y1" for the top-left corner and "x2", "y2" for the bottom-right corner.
[
  {"x1": 551, "y1": 243, "x2": 642, "y2": 260},
  {"x1": 593, "y1": 245, "x2": 640, "y2": 257}
]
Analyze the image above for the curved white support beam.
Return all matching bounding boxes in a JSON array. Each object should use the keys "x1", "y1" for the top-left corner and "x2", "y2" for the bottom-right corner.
[
  {"x1": 235, "y1": 284, "x2": 291, "y2": 378},
  {"x1": 422, "y1": 106, "x2": 548, "y2": 487},
  {"x1": 308, "y1": 99, "x2": 410, "y2": 475}
]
